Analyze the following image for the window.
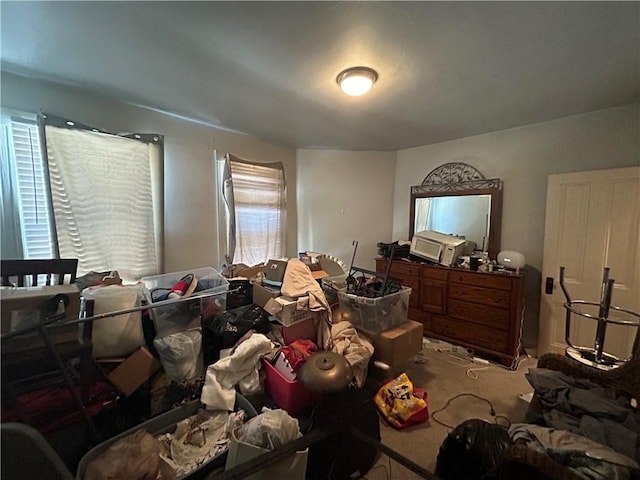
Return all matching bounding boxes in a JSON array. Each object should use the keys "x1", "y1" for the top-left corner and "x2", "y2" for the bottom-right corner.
[
  {"x1": 1, "y1": 113, "x2": 164, "y2": 282},
  {"x1": 221, "y1": 154, "x2": 286, "y2": 266}
]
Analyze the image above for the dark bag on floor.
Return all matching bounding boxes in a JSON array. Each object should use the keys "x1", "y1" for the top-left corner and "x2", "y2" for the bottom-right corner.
[
  {"x1": 201, "y1": 304, "x2": 270, "y2": 365},
  {"x1": 435, "y1": 418, "x2": 513, "y2": 480},
  {"x1": 225, "y1": 279, "x2": 253, "y2": 310},
  {"x1": 307, "y1": 388, "x2": 380, "y2": 480}
]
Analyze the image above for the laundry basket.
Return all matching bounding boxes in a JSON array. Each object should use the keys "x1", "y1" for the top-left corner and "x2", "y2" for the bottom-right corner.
[{"x1": 75, "y1": 393, "x2": 256, "y2": 479}]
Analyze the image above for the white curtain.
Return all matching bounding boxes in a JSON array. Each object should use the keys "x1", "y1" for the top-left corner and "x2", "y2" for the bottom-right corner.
[
  {"x1": 222, "y1": 154, "x2": 286, "y2": 266},
  {"x1": 44, "y1": 125, "x2": 162, "y2": 281}
]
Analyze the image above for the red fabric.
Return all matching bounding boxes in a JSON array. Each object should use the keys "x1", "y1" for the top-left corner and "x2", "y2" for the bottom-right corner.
[
  {"x1": 1, "y1": 381, "x2": 109, "y2": 434},
  {"x1": 280, "y1": 339, "x2": 318, "y2": 371}
]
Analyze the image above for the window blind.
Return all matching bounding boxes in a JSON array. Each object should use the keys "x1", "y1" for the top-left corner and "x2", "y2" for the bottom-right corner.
[
  {"x1": 45, "y1": 125, "x2": 160, "y2": 281},
  {"x1": 227, "y1": 156, "x2": 286, "y2": 266},
  {"x1": 10, "y1": 119, "x2": 55, "y2": 259}
]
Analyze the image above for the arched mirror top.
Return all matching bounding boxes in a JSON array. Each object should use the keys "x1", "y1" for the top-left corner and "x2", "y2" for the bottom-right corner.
[{"x1": 410, "y1": 162, "x2": 502, "y2": 260}]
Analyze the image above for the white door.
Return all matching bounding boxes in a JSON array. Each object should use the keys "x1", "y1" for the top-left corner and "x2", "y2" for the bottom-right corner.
[{"x1": 538, "y1": 167, "x2": 640, "y2": 359}]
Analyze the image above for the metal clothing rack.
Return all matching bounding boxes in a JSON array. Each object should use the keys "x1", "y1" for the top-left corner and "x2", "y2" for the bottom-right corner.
[
  {"x1": 559, "y1": 266, "x2": 640, "y2": 370},
  {"x1": 0, "y1": 288, "x2": 236, "y2": 442}
]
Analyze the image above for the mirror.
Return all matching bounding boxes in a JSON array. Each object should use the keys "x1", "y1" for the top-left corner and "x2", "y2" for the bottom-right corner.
[{"x1": 409, "y1": 163, "x2": 502, "y2": 260}]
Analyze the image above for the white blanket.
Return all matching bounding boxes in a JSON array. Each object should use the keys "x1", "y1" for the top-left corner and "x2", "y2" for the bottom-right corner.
[
  {"x1": 331, "y1": 321, "x2": 374, "y2": 388},
  {"x1": 281, "y1": 258, "x2": 334, "y2": 350},
  {"x1": 201, "y1": 333, "x2": 274, "y2": 410}
]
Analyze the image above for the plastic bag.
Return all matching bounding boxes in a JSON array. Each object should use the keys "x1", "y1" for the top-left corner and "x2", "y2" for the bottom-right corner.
[
  {"x1": 373, "y1": 373, "x2": 428, "y2": 429},
  {"x1": 83, "y1": 429, "x2": 162, "y2": 480},
  {"x1": 435, "y1": 418, "x2": 513, "y2": 480},
  {"x1": 235, "y1": 409, "x2": 301, "y2": 449},
  {"x1": 154, "y1": 329, "x2": 203, "y2": 382},
  {"x1": 82, "y1": 284, "x2": 144, "y2": 358}
]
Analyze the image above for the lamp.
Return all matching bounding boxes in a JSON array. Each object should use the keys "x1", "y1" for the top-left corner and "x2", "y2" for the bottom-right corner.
[
  {"x1": 336, "y1": 66, "x2": 378, "y2": 96},
  {"x1": 497, "y1": 250, "x2": 526, "y2": 270}
]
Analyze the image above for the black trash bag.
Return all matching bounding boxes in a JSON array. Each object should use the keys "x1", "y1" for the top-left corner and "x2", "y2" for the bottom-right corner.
[
  {"x1": 307, "y1": 388, "x2": 381, "y2": 480},
  {"x1": 435, "y1": 418, "x2": 513, "y2": 480},
  {"x1": 226, "y1": 279, "x2": 253, "y2": 310},
  {"x1": 201, "y1": 304, "x2": 271, "y2": 365}
]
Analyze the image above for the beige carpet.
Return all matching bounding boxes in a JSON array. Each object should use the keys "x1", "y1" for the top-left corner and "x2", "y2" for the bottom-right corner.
[{"x1": 364, "y1": 338, "x2": 538, "y2": 479}]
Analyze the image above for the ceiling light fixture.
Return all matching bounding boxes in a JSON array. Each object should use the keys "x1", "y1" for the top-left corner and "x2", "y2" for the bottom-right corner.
[{"x1": 336, "y1": 66, "x2": 378, "y2": 96}]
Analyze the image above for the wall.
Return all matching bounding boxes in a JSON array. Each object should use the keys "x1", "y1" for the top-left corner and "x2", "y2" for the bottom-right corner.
[
  {"x1": 1, "y1": 72, "x2": 298, "y2": 273},
  {"x1": 4, "y1": 72, "x2": 637, "y2": 348},
  {"x1": 393, "y1": 104, "x2": 640, "y2": 349},
  {"x1": 296, "y1": 150, "x2": 396, "y2": 271}
]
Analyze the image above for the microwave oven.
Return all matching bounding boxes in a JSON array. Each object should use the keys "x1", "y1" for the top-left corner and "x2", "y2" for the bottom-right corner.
[{"x1": 410, "y1": 230, "x2": 467, "y2": 266}]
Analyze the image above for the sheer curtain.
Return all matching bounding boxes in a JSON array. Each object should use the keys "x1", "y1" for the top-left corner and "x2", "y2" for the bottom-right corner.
[
  {"x1": 222, "y1": 154, "x2": 286, "y2": 266},
  {"x1": 42, "y1": 114, "x2": 163, "y2": 281}
]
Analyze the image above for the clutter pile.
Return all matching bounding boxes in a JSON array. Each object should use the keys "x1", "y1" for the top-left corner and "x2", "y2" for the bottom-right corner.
[{"x1": 2, "y1": 248, "x2": 430, "y2": 479}]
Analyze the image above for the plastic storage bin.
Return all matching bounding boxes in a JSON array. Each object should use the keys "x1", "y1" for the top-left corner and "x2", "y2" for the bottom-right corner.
[
  {"x1": 321, "y1": 274, "x2": 347, "y2": 306},
  {"x1": 337, "y1": 286, "x2": 412, "y2": 336},
  {"x1": 262, "y1": 358, "x2": 320, "y2": 417},
  {"x1": 142, "y1": 267, "x2": 229, "y2": 338},
  {"x1": 76, "y1": 394, "x2": 257, "y2": 479}
]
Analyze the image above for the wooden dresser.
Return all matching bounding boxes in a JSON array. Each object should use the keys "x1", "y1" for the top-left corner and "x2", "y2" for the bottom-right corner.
[{"x1": 376, "y1": 258, "x2": 525, "y2": 367}]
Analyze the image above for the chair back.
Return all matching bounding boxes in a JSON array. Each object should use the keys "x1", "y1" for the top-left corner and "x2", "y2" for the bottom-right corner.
[
  {"x1": 1, "y1": 259, "x2": 78, "y2": 287},
  {"x1": 1, "y1": 422, "x2": 73, "y2": 480}
]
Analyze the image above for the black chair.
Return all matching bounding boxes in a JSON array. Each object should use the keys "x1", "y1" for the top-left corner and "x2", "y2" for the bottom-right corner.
[
  {"x1": 1, "y1": 423, "x2": 74, "y2": 480},
  {"x1": 1, "y1": 258, "x2": 98, "y2": 441},
  {"x1": 1, "y1": 258, "x2": 78, "y2": 287}
]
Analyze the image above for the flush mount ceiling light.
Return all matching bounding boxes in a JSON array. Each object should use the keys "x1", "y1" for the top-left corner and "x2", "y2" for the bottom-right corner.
[{"x1": 336, "y1": 66, "x2": 378, "y2": 96}]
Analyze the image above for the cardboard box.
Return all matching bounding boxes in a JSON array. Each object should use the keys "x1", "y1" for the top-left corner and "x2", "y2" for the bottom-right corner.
[
  {"x1": 373, "y1": 320, "x2": 423, "y2": 366},
  {"x1": 235, "y1": 264, "x2": 266, "y2": 280},
  {"x1": 270, "y1": 315, "x2": 317, "y2": 345},
  {"x1": 252, "y1": 282, "x2": 281, "y2": 309},
  {"x1": 263, "y1": 259, "x2": 288, "y2": 287},
  {"x1": 264, "y1": 295, "x2": 312, "y2": 326},
  {"x1": 310, "y1": 270, "x2": 329, "y2": 281},
  {"x1": 0, "y1": 285, "x2": 81, "y2": 353},
  {"x1": 107, "y1": 346, "x2": 161, "y2": 396}
]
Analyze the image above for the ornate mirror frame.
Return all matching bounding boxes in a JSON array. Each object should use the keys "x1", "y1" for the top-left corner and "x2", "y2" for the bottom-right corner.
[{"x1": 409, "y1": 162, "x2": 502, "y2": 260}]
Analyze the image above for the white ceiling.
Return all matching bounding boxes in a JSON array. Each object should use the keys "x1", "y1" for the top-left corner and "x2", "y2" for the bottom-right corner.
[{"x1": 1, "y1": 1, "x2": 638, "y2": 151}]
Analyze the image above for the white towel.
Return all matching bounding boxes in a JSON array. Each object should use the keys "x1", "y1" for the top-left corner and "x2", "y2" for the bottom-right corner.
[
  {"x1": 331, "y1": 321, "x2": 374, "y2": 388},
  {"x1": 201, "y1": 333, "x2": 274, "y2": 410}
]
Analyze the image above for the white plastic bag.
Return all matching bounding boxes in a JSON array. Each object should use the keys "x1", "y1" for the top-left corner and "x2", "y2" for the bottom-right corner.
[
  {"x1": 236, "y1": 409, "x2": 302, "y2": 449},
  {"x1": 154, "y1": 329, "x2": 203, "y2": 382},
  {"x1": 82, "y1": 284, "x2": 144, "y2": 358}
]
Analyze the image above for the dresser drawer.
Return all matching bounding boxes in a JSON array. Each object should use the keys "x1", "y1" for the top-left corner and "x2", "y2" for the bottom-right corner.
[
  {"x1": 432, "y1": 316, "x2": 508, "y2": 352},
  {"x1": 447, "y1": 299, "x2": 510, "y2": 331},
  {"x1": 421, "y1": 266, "x2": 449, "y2": 281},
  {"x1": 376, "y1": 259, "x2": 421, "y2": 278},
  {"x1": 448, "y1": 271, "x2": 513, "y2": 291},
  {"x1": 448, "y1": 283, "x2": 511, "y2": 308}
]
